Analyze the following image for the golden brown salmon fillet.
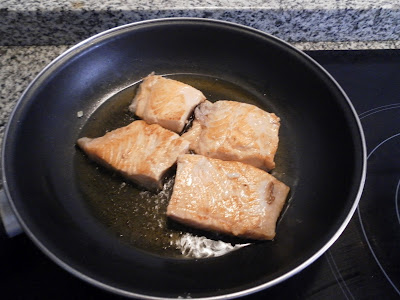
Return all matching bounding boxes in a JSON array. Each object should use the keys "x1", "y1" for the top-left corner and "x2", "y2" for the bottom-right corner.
[
  {"x1": 77, "y1": 120, "x2": 190, "y2": 191},
  {"x1": 181, "y1": 100, "x2": 281, "y2": 171},
  {"x1": 129, "y1": 74, "x2": 206, "y2": 133},
  {"x1": 167, "y1": 154, "x2": 290, "y2": 240}
]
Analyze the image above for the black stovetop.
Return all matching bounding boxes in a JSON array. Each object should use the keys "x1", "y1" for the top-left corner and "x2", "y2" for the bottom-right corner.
[{"x1": 1, "y1": 50, "x2": 400, "y2": 299}]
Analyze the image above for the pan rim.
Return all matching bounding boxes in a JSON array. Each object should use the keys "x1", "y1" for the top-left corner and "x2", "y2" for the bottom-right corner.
[{"x1": 1, "y1": 17, "x2": 367, "y2": 299}]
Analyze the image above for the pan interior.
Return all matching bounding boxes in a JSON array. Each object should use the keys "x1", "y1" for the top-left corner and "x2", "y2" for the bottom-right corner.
[
  {"x1": 75, "y1": 73, "x2": 296, "y2": 259},
  {"x1": 3, "y1": 19, "x2": 364, "y2": 298}
]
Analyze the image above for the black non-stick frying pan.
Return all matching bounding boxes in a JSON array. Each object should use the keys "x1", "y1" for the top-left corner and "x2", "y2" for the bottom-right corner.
[{"x1": 0, "y1": 18, "x2": 366, "y2": 299}]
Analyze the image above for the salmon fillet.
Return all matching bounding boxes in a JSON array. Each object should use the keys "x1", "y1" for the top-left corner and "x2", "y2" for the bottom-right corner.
[
  {"x1": 181, "y1": 100, "x2": 280, "y2": 171},
  {"x1": 167, "y1": 154, "x2": 290, "y2": 240},
  {"x1": 77, "y1": 120, "x2": 190, "y2": 191},
  {"x1": 129, "y1": 74, "x2": 206, "y2": 133}
]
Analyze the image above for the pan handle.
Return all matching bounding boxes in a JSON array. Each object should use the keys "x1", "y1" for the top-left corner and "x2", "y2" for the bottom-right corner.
[{"x1": 0, "y1": 189, "x2": 23, "y2": 237}]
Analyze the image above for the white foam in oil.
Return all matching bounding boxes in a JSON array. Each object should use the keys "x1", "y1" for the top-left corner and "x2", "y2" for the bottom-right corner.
[{"x1": 176, "y1": 234, "x2": 250, "y2": 258}]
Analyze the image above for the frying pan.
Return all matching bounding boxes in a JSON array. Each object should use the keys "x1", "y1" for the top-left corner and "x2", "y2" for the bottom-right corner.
[{"x1": 0, "y1": 18, "x2": 366, "y2": 298}]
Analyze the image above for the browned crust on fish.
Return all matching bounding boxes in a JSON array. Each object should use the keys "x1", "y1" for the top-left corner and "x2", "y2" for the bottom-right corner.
[
  {"x1": 167, "y1": 154, "x2": 290, "y2": 240},
  {"x1": 77, "y1": 120, "x2": 190, "y2": 191}
]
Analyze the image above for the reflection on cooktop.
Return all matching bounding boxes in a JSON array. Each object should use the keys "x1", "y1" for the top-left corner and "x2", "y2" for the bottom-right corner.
[{"x1": 1, "y1": 50, "x2": 400, "y2": 299}]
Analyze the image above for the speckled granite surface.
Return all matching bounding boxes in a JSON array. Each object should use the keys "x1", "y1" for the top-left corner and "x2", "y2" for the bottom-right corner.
[
  {"x1": 1, "y1": 0, "x2": 400, "y2": 46},
  {"x1": 0, "y1": 46, "x2": 68, "y2": 143}
]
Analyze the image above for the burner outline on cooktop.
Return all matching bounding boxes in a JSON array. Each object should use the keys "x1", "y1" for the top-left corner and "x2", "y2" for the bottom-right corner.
[
  {"x1": 358, "y1": 103, "x2": 400, "y2": 119},
  {"x1": 326, "y1": 250, "x2": 355, "y2": 300},
  {"x1": 396, "y1": 180, "x2": 400, "y2": 226},
  {"x1": 326, "y1": 104, "x2": 400, "y2": 299},
  {"x1": 357, "y1": 105, "x2": 400, "y2": 296}
]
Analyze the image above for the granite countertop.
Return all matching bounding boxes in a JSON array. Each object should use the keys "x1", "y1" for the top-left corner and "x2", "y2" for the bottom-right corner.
[
  {"x1": 1, "y1": 0, "x2": 400, "y2": 145},
  {"x1": 2, "y1": 0, "x2": 400, "y2": 47}
]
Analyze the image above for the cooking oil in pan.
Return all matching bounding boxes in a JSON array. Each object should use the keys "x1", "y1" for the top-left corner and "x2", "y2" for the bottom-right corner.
[{"x1": 74, "y1": 74, "x2": 289, "y2": 259}]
